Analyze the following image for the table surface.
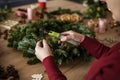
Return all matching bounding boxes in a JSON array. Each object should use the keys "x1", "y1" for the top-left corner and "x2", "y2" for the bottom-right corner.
[
  {"x1": 0, "y1": 1, "x2": 92, "y2": 80},
  {"x1": 0, "y1": 0, "x2": 120, "y2": 80}
]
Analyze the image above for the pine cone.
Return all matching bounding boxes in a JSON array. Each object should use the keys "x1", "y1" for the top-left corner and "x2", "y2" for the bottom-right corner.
[
  {"x1": 0, "y1": 65, "x2": 7, "y2": 79},
  {"x1": 7, "y1": 76, "x2": 14, "y2": 80},
  {"x1": 6, "y1": 65, "x2": 19, "y2": 80}
]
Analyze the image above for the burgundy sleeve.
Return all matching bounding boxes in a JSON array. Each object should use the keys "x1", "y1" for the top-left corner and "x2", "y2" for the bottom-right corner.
[
  {"x1": 42, "y1": 56, "x2": 67, "y2": 80},
  {"x1": 80, "y1": 36, "x2": 110, "y2": 59}
]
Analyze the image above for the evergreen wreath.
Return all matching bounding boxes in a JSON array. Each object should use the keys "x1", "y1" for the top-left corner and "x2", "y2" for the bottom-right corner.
[{"x1": 8, "y1": 20, "x2": 95, "y2": 65}]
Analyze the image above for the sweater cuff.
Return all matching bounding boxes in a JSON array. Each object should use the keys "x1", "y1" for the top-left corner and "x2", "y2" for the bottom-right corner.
[
  {"x1": 43, "y1": 56, "x2": 54, "y2": 63},
  {"x1": 42, "y1": 56, "x2": 55, "y2": 68},
  {"x1": 42, "y1": 56, "x2": 67, "y2": 80},
  {"x1": 80, "y1": 36, "x2": 90, "y2": 46},
  {"x1": 42, "y1": 56, "x2": 62, "y2": 74}
]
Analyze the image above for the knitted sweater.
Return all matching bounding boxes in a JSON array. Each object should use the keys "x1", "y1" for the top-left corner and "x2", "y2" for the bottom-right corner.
[{"x1": 43, "y1": 36, "x2": 120, "y2": 80}]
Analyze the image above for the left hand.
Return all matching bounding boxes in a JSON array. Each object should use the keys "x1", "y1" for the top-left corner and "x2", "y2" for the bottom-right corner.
[{"x1": 35, "y1": 39, "x2": 53, "y2": 62}]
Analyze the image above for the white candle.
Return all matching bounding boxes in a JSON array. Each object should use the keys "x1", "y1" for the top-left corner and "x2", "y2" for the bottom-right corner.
[
  {"x1": 98, "y1": 18, "x2": 107, "y2": 33},
  {"x1": 27, "y1": 8, "x2": 33, "y2": 20},
  {"x1": 27, "y1": 5, "x2": 37, "y2": 21}
]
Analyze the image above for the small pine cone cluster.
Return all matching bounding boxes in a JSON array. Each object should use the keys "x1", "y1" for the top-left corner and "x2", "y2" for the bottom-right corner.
[{"x1": 0, "y1": 65, "x2": 19, "y2": 80}]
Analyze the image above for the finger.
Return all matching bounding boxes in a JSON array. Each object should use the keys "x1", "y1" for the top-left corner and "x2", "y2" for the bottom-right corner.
[
  {"x1": 60, "y1": 36, "x2": 70, "y2": 41},
  {"x1": 35, "y1": 51, "x2": 37, "y2": 55},
  {"x1": 35, "y1": 41, "x2": 42, "y2": 51},
  {"x1": 60, "y1": 35, "x2": 67, "y2": 41},
  {"x1": 42, "y1": 39, "x2": 49, "y2": 48},
  {"x1": 36, "y1": 41, "x2": 42, "y2": 47},
  {"x1": 61, "y1": 30, "x2": 73, "y2": 35},
  {"x1": 60, "y1": 35, "x2": 71, "y2": 41}
]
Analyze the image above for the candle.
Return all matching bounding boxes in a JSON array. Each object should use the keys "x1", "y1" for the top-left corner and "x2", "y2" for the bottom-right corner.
[
  {"x1": 98, "y1": 18, "x2": 107, "y2": 33},
  {"x1": 27, "y1": 8, "x2": 33, "y2": 20},
  {"x1": 27, "y1": 5, "x2": 37, "y2": 21},
  {"x1": 38, "y1": 0, "x2": 47, "y2": 9}
]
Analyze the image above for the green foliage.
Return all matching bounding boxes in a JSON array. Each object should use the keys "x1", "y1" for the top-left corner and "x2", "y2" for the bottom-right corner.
[
  {"x1": 0, "y1": 5, "x2": 12, "y2": 22},
  {"x1": 79, "y1": 0, "x2": 95, "y2": 5},
  {"x1": 84, "y1": 1, "x2": 108, "y2": 18},
  {"x1": 8, "y1": 20, "x2": 95, "y2": 65},
  {"x1": 48, "y1": 7, "x2": 82, "y2": 15},
  {"x1": 87, "y1": 0, "x2": 95, "y2": 5}
]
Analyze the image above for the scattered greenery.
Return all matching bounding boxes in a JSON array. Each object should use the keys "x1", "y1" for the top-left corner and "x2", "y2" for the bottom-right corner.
[
  {"x1": 47, "y1": 8, "x2": 83, "y2": 23},
  {"x1": 0, "y1": 5, "x2": 12, "y2": 22},
  {"x1": 49, "y1": 7, "x2": 82, "y2": 15},
  {"x1": 79, "y1": 0, "x2": 96, "y2": 5},
  {"x1": 8, "y1": 20, "x2": 95, "y2": 65},
  {"x1": 83, "y1": 1, "x2": 108, "y2": 18},
  {"x1": 47, "y1": 1, "x2": 108, "y2": 19}
]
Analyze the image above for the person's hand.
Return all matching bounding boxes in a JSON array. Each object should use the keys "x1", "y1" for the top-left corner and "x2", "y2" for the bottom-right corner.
[
  {"x1": 61, "y1": 30, "x2": 85, "y2": 44},
  {"x1": 35, "y1": 39, "x2": 52, "y2": 62}
]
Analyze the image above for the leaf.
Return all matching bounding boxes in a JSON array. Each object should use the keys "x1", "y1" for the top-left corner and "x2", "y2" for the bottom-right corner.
[
  {"x1": 55, "y1": 49, "x2": 67, "y2": 57},
  {"x1": 27, "y1": 48, "x2": 35, "y2": 55}
]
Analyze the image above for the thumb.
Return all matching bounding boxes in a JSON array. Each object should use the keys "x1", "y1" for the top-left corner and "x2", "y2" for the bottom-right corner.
[{"x1": 60, "y1": 35, "x2": 71, "y2": 41}]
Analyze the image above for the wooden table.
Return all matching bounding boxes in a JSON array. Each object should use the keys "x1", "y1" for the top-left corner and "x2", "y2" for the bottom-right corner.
[
  {"x1": 1, "y1": 0, "x2": 120, "y2": 80},
  {"x1": 0, "y1": 38, "x2": 95, "y2": 80},
  {"x1": 0, "y1": 1, "x2": 93, "y2": 80}
]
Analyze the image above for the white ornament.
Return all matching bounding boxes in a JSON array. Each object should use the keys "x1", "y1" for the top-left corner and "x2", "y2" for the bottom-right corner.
[
  {"x1": 83, "y1": 1, "x2": 88, "y2": 7},
  {"x1": 31, "y1": 74, "x2": 43, "y2": 80},
  {"x1": 94, "y1": 0, "x2": 99, "y2": 3}
]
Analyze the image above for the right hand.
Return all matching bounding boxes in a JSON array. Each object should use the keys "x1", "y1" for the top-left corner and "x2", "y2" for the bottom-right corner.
[
  {"x1": 61, "y1": 30, "x2": 85, "y2": 44},
  {"x1": 35, "y1": 39, "x2": 52, "y2": 62}
]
